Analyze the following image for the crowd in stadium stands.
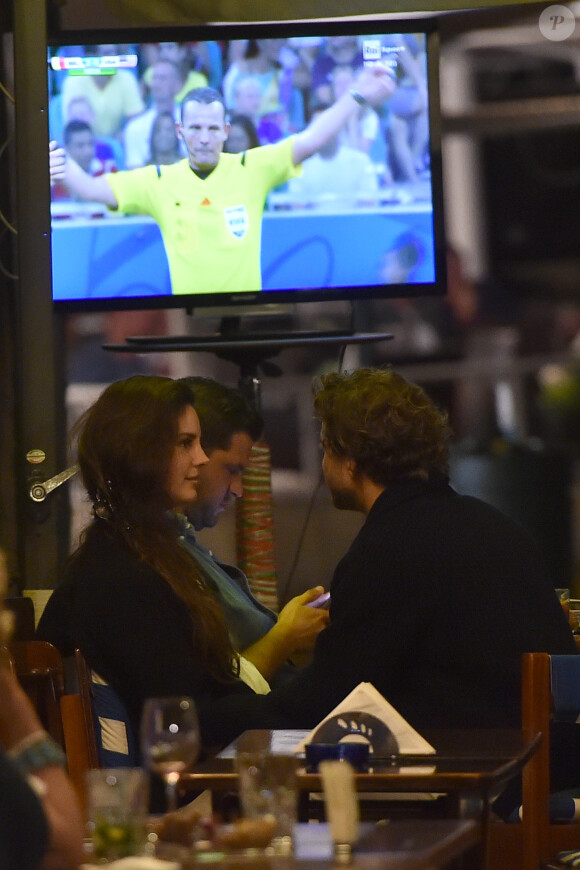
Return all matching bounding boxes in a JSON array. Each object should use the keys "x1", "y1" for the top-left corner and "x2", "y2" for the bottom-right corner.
[{"x1": 49, "y1": 35, "x2": 431, "y2": 207}]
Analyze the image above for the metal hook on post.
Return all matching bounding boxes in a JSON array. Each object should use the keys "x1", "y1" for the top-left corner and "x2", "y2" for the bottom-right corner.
[{"x1": 29, "y1": 464, "x2": 79, "y2": 503}]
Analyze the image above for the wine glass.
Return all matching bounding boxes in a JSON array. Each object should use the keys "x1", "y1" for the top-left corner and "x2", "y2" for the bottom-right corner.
[{"x1": 140, "y1": 696, "x2": 200, "y2": 813}]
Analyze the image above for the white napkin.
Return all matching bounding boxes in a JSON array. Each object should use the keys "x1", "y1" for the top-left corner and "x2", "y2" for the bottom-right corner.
[{"x1": 294, "y1": 682, "x2": 436, "y2": 755}]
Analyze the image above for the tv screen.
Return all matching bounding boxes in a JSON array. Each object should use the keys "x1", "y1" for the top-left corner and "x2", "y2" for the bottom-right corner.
[{"x1": 47, "y1": 19, "x2": 445, "y2": 312}]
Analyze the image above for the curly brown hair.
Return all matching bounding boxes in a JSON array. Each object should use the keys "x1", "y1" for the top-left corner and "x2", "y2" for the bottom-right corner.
[
  {"x1": 313, "y1": 368, "x2": 452, "y2": 485},
  {"x1": 71, "y1": 375, "x2": 238, "y2": 684}
]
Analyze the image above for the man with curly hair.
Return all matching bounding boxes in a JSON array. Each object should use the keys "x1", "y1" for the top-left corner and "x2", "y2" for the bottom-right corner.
[{"x1": 265, "y1": 367, "x2": 576, "y2": 741}]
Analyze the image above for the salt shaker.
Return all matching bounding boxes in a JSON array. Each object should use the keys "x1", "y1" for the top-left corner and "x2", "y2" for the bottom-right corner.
[{"x1": 319, "y1": 759, "x2": 359, "y2": 863}]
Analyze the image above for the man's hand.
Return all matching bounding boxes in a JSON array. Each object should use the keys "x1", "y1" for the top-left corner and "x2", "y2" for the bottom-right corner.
[
  {"x1": 276, "y1": 586, "x2": 330, "y2": 653},
  {"x1": 49, "y1": 140, "x2": 67, "y2": 185},
  {"x1": 292, "y1": 64, "x2": 397, "y2": 166},
  {"x1": 353, "y1": 62, "x2": 398, "y2": 106},
  {"x1": 241, "y1": 586, "x2": 330, "y2": 680}
]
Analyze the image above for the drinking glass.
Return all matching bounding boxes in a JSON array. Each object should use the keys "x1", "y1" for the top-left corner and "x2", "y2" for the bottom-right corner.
[
  {"x1": 235, "y1": 745, "x2": 298, "y2": 855},
  {"x1": 568, "y1": 599, "x2": 580, "y2": 635},
  {"x1": 556, "y1": 588, "x2": 570, "y2": 618},
  {"x1": 140, "y1": 696, "x2": 200, "y2": 813},
  {"x1": 86, "y1": 768, "x2": 148, "y2": 862}
]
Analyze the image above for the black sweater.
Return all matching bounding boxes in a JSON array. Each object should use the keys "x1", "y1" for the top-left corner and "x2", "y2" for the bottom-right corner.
[
  {"x1": 267, "y1": 476, "x2": 577, "y2": 732},
  {"x1": 37, "y1": 522, "x2": 277, "y2": 750}
]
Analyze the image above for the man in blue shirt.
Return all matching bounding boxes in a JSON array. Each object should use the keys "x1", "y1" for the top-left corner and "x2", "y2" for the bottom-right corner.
[{"x1": 179, "y1": 377, "x2": 329, "y2": 686}]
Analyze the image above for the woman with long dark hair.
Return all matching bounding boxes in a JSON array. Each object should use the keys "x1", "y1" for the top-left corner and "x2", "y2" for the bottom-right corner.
[
  {"x1": 38, "y1": 376, "x2": 274, "y2": 754},
  {"x1": 147, "y1": 111, "x2": 183, "y2": 166}
]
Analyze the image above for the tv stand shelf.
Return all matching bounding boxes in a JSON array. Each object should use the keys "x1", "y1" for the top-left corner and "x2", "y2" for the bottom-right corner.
[
  {"x1": 103, "y1": 330, "x2": 394, "y2": 354},
  {"x1": 103, "y1": 329, "x2": 393, "y2": 380}
]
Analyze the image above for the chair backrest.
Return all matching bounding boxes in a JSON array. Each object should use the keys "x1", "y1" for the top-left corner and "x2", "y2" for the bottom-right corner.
[
  {"x1": 73, "y1": 649, "x2": 138, "y2": 769},
  {"x1": 60, "y1": 690, "x2": 97, "y2": 810},
  {"x1": 10, "y1": 639, "x2": 64, "y2": 683},
  {"x1": 60, "y1": 650, "x2": 138, "y2": 808},
  {"x1": 10, "y1": 639, "x2": 65, "y2": 747},
  {"x1": 521, "y1": 652, "x2": 580, "y2": 870}
]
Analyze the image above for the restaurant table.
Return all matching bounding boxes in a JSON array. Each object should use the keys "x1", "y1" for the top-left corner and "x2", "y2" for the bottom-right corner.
[
  {"x1": 150, "y1": 819, "x2": 480, "y2": 870},
  {"x1": 179, "y1": 729, "x2": 541, "y2": 870}
]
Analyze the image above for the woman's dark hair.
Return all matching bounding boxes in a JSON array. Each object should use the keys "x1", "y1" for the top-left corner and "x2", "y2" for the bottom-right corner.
[
  {"x1": 148, "y1": 111, "x2": 182, "y2": 165},
  {"x1": 72, "y1": 375, "x2": 237, "y2": 683},
  {"x1": 224, "y1": 114, "x2": 260, "y2": 152}
]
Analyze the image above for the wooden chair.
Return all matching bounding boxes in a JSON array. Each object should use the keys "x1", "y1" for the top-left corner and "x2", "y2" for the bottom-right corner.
[
  {"x1": 62, "y1": 649, "x2": 137, "y2": 772},
  {"x1": 60, "y1": 649, "x2": 138, "y2": 809},
  {"x1": 5, "y1": 641, "x2": 134, "y2": 810},
  {"x1": 520, "y1": 653, "x2": 580, "y2": 870},
  {"x1": 10, "y1": 639, "x2": 65, "y2": 748},
  {"x1": 60, "y1": 650, "x2": 99, "y2": 808},
  {"x1": 486, "y1": 653, "x2": 580, "y2": 870},
  {"x1": 3, "y1": 639, "x2": 90, "y2": 804},
  {"x1": 487, "y1": 820, "x2": 524, "y2": 870}
]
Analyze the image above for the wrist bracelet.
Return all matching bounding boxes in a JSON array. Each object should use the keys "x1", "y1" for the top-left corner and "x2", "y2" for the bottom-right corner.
[
  {"x1": 7, "y1": 732, "x2": 67, "y2": 775},
  {"x1": 349, "y1": 89, "x2": 368, "y2": 107},
  {"x1": 6, "y1": 729, "x2": 47, "y2": 755}
]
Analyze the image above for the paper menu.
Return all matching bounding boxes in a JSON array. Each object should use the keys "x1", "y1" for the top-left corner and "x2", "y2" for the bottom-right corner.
[{"x1": 293, "y1": 682, "x2": 436, "y2": 755}]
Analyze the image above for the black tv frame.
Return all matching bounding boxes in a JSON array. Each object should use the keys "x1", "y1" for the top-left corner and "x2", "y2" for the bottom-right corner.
[{"x1": 46, "y1": 17, "x2": 447, "y2": 315}]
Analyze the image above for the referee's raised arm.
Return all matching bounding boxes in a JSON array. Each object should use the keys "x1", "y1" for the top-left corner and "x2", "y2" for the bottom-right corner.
[{"x1": 291, "y1": 62, "x2": 397, "y2": 166}]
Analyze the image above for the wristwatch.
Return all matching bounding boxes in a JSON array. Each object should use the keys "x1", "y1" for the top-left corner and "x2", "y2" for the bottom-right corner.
[{"x1": 349, "y1": 89, "x2": 369, "y2": 107}]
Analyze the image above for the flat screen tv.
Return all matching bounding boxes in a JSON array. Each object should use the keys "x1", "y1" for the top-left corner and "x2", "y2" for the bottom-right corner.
[{"x1": 46, "y1": 18, "x2": 446, "y2": 313}]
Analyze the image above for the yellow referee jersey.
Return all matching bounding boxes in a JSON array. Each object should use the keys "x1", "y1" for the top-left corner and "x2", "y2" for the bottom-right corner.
[{"x1": 107, "y1": 136, "x2": 300, "y2": 295}]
